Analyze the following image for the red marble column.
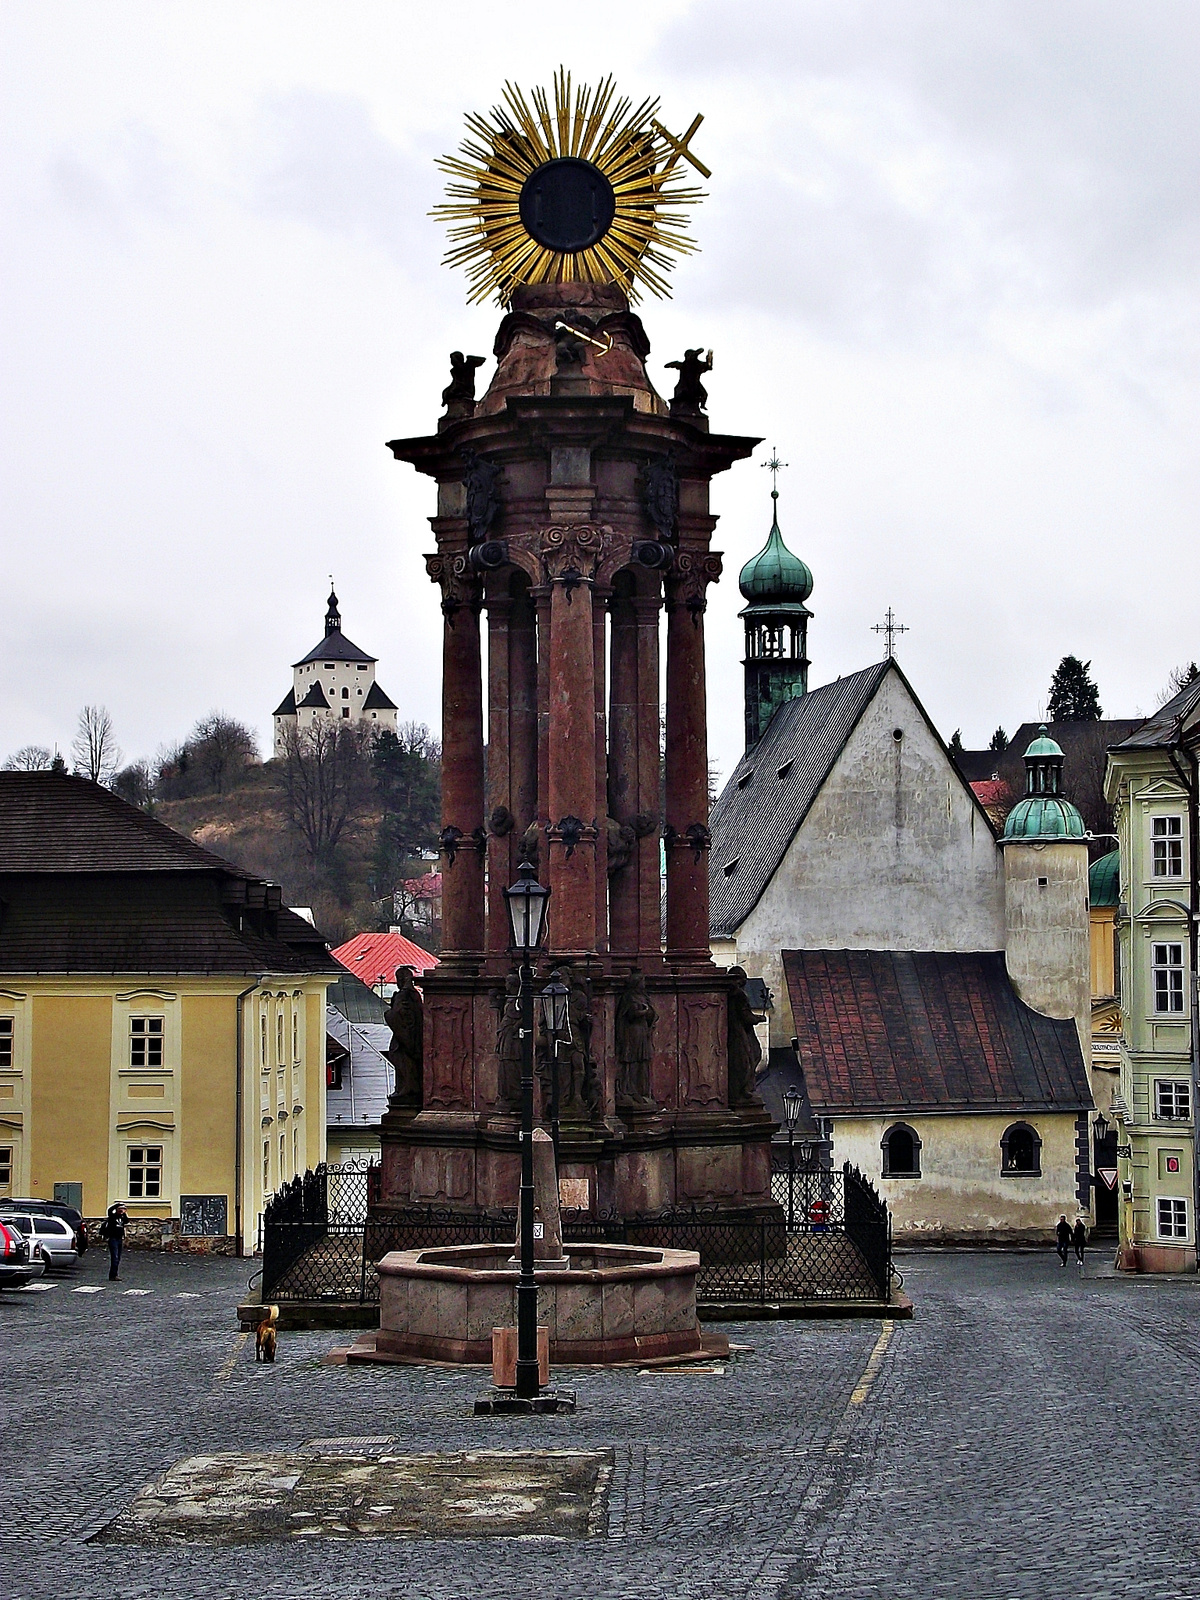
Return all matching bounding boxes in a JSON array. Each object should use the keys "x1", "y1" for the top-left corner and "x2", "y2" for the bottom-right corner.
[
  {"x1": 509, "y1": 581, "x2": 538, "y2": 853},
  {"x1": 484, "y1": 582, "x2": 513, "y2": 955},
  {"x1": 607, "y1": 583, "x2": 639, "y2": 958},
  {"x1": 593, "y1": 584, "x2": 610, "y2": 951},
  {"x1": 435, "y1": 571, "x2": 485, "y2": 956},
  {"x1": 543, "y1": 528, "x2": 602, "y2": 955},
  {"x1": 664, "y1": 556, "x2": 720, "y2": 961},
  {"x1": 634, "y1": 589, "x2": 664, "y2": 963}
]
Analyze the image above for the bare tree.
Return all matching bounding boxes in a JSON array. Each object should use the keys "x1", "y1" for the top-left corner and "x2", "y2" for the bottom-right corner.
[
  {"x1": 71, "y1": 706, "x2": 121, "y2": 786},
  {"x1": 280, "y1": 721, "x2": 375, "y2": 874},
  {"x1": 1157, "y1": 662, "x2": 1200, "y2": 707},
  {"x1": 3, "y1": 745, "x2": 54, "y2": 771},
  {"x1": 188, "y1": 712, "x2": 259, "y2": 794},
  {"x1": 113, "y1": 760, "x2": 155, "y2": 810}
]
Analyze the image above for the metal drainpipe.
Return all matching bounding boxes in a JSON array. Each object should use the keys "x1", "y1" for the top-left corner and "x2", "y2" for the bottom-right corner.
[
  {"x1": 234, "y1": 976, "x2": 266, "y2": 1259},
  {"x1": 1168, "y1": 742, "x2": 1200, "y2": 1264}
]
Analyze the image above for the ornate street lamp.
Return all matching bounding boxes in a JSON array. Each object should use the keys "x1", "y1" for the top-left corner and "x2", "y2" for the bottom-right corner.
[
  {"x1": 782, "y1": 1085, "x2": 803, "y2": 1232},
  {"x1": 502, "y1": 861, "x2": 551, "y2": 1401},
  {"x1": 539, "y1": 971, "x2": 571, "y2": 1160},
  {"x1": 1094, "y1": 1112, "x2": 1110, "y2": 1144}
]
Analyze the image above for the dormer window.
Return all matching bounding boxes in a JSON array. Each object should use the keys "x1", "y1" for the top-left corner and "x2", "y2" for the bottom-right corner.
[
  {"x1": 722, "y1": 857, "x2": 740, "y2": 877},
  {"x1": 736, "y1": 771, "x2": 754, "y2": 790},
  {"x1": 777, "y1": 760, "x2": 794, "y2": 780}
]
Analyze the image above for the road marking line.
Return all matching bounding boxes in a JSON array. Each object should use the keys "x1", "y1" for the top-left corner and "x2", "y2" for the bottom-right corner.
[
  {"x1": 74, "y1": 1285, "x2": 106, "y2": 1294},
  {"x1": 19, "y1": 1283, "x2": 57, "y2": 1292},
  {"x1": 826, "y1": 1320, "x2": 895, "y2": 1456},
  {"x1": 174, "y1": 1292, "x2": 201, "y2": 1299},
  {"x1": 212, "y1": 1331, "x2": 250, "y2": 1389},
  {"x1": 122, "y1": 1289, "x2": 152, "y2": 1296}
]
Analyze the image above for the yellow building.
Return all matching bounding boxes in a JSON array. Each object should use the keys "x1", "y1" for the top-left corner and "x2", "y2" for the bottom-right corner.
[{"x1": 0, "y1": 772, "x2": 338, "y2": 1252}]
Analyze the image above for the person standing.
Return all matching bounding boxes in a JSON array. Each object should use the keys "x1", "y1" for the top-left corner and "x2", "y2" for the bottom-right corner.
[
  {"x1": 1055, "y1": 1214, "x2": 1071, "y2": 1267},
  {"x1": 1072, "y1": 1217, "x2": 1088, "y2": 1267},
  {"x1": 104, "y1": 1201, "x2": 127, "y2": 1281}
]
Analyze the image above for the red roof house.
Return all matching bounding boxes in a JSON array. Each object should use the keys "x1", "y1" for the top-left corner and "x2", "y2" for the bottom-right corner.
[{"x1": 331, "y1": 931, "x2": 438, "y2": 988}]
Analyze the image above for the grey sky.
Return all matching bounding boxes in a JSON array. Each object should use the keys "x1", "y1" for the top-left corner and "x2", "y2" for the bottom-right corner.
[{"x1": 2, "y1": 2, "x2": 1197, "y2": 785}]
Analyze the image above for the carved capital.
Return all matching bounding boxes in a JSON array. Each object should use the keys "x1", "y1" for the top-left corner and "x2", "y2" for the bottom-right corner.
[
  {"x1": 668, "y1": 550, "x2": 723, "y2": 621},
  {"x1": 540, "y1": 523, "x2": 610, "y2": 588},
  {"x1": 426, "y1": 552, "x2": 480, "y2": 621},
  {"x1": 547, "y1": 814, "x2": 598, "y2": 860},
  {"x1": 664, "y1": 822, "x2": 712, "y2": 862}
]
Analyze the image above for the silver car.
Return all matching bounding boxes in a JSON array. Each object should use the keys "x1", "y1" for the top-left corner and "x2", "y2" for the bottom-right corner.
[
  {"x1": 0, "y1": 1220, "x2": 45, "y2": 1288},
  {"x1": 1, "y1": 1211, "x2": 79, "y2": 1269}
]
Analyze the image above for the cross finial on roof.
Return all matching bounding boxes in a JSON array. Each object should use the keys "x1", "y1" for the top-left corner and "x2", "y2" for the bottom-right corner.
[
  {"x1": 762, "y1": 448, "x2": 788, "y2": 503},
  {"x1": 871, "y1": 607, "x2": 909, "y2": 659}
]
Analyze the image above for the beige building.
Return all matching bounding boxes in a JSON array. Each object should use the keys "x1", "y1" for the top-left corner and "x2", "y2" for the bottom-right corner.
[
  {"x1": 0, "y1": 773, "x2": 338, "y2": 1250},
  {"x1": 273, "y1": 587, "x2": 397, "y2": 757}
]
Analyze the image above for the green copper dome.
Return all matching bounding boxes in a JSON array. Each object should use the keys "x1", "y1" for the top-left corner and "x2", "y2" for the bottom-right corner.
[
  {"x1": 1089, "y1": 849, "x2": 1120, "y2": 907},
  {"x1": 739, "y1": 496, "x2": 813, "y2": 604},
  {"x1": 1024, "y1": 727, "x2": 1064, "y2": 759},
  {"x1": 1002, "y1": 795, "x2": 1087, "y2": 840}
]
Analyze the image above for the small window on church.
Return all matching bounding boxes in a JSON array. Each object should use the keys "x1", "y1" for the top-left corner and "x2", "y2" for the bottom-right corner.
[
  {"x1": 342, "y1": 687, "x2": 349, "y2": 698},
  {"x1": 722, "y1": 857, "x2": 740, "y2": 877},
  {"x1": 736, "y1": 771, "x2": 754, "y2": 790},
  {"x1": 1001, "y1": 1122, "x2": 1042, "y2": 1175},
  {"x1": 882, "y1": 1123, "x2": 921, "y2": 1178},
  {"x1": 777, "y1": 760, "x2": 793, "y2": 780}
]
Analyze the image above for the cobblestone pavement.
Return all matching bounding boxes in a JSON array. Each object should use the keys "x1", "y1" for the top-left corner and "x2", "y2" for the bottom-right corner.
[{"x1": 3, "y1": 1246, "x2": 1199, "y2": 1599}]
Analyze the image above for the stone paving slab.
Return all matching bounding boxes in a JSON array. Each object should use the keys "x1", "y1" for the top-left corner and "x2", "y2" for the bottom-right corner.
[{"x1": 4, "y1": 1247, "x2": 1200, "y2": 1599}]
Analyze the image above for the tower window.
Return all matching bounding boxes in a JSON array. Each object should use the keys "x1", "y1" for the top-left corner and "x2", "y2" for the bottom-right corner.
[
  {"x1": 1152, "y1": 816, "x2": 1183, "y2": 877},
  {"x1": 342, "y1": 707, "x2": 350, "y2": 718},
  {"x1": 342, "y1": 687, "x2": 349, "y2": 699}
]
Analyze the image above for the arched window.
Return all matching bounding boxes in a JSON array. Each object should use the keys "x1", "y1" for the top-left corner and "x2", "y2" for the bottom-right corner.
[
  {"x1": 1001, "y1": 1122, "x2": 1042, "y2": 1176},
  {"x1": 881, "y1": 1122, "x2": 921, "y2": 1178}
]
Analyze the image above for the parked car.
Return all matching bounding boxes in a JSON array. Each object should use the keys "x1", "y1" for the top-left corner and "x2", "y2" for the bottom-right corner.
[
  {"x1": 0, "y1": 1219, "x2": 45, "y2": 1288},
  {"x1": 0, "y1": 1198, "x2": 87, "y2": 1253},
  {"x1": 0, "y1": 1211, "x2": 79, "y2": 1269}
]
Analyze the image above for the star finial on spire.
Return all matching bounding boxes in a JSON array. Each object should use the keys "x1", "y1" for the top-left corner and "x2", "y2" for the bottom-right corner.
[{"x1": 762, "y1": 448, "x2": 788, "y2": 502}]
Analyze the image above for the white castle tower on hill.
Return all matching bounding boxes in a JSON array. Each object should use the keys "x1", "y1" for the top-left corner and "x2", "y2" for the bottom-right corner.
[{"x1": 273, "y1": 587, "x2": 397, "y2": 757}]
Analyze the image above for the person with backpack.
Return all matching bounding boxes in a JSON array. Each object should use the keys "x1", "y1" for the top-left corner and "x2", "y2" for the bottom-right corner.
[{"x1": 102, "y1": 1201, "x2": 127, "y2": 1281}]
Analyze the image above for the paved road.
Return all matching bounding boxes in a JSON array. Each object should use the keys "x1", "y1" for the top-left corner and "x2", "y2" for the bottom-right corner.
[{"x1": 2, "y1": 1247, "x2": 1198, "y2": 1599}]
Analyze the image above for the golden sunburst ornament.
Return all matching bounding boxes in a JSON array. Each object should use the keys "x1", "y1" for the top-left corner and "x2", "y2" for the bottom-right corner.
[{"x1": 433, "y1": 70, "x2": 709, "y2": 306}]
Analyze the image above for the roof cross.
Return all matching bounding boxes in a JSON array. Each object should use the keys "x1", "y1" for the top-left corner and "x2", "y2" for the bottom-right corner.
[
  {"x1": 872, "y1": 607, "x2": 909, "y2": 659},
  {"x1": 762, "y1": 449, "x2": 788, "y2": 502}
]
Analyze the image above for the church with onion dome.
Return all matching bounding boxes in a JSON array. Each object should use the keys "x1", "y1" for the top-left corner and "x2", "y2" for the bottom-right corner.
[
  {"x1": 272, "y1": 587, "x2": 398, "y2": 757},
  {"x1": 710, "y1": 485, "x2": 1096, "y2": 1243}
]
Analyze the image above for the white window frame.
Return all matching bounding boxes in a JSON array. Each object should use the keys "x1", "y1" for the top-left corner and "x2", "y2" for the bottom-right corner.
[
  {"x1": 0, "y1": 1017, "x2": 12, "y2": 1070},
  {"x1": 127, "y1": 1143, "x2": 163, "y2": 1200},
  {"x1": 0, "y1": 1144, "x2": 11, "y2": 1191},
  {"x1": 1155, "y1": 1079, "x2": 1192, "y2": 1121},
  {"x1": 1157, "y1": 1195, "x2": 1189, "y2": 1240},
  {"x1": 1152, "y1": 943, "x2": 1186, "y2": 1014},
  {"x1": 129, "y1": 1016, "x2": 164, "y2": 1070},
  {"x1": 1151, "y1": 815, "x2": 1184, "y2": 879}
]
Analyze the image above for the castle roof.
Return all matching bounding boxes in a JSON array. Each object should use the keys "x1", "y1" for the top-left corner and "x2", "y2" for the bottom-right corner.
[
  {"x1": 293, "y1": 631, "x2": 376, "y2": 668},
  {"x1": 297, "y1": 681, "x2": 330, "y2": 709},
  {"x1": 273, "y1": 688, "x2": 297, "y2": 717},
  {"x1": 363, "y1": 681, "x2": 397, "y2": 711}
]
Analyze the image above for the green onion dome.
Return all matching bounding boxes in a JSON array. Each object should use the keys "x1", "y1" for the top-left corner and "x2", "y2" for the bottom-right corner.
[
  {"x1": 1002, "y1": 725, "x2": 1085, "y2": 839},
  {"x1": 1089, "y1": 850, "x2": 1120, "y2": 907},
  {"x1": 738, "y1": 496, "x2": 813, "y2": 604}
]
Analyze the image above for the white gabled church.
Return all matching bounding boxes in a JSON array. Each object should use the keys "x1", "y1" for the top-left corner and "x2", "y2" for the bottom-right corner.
[
  {"x1": 710, "y1": 491, "x2": 1096, "y2": 1242},
  {"x1": 273, "y1": 587, "x2": 398, "y2": 757}
]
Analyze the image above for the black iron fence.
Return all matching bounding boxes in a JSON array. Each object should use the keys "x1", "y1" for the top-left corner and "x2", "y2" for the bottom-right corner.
[{"x1": 261, "y1": 1161, "x2": 892, "y2": 1307}]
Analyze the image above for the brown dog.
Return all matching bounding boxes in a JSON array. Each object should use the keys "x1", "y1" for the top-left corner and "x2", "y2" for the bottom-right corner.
[{"x1": 255, "y1": 1304, "x2": 278, "y2": 1363}]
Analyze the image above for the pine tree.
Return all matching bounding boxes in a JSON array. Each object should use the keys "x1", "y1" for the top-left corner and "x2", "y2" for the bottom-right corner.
[
  {"x1": 948, "y1": 729, "x2": 964, "y2": 756},
  {"x1": 988, "y1": 726, "x2": 1008, "y2": 753},
  {"x1": 1047, "y1": 656, "x2": 1102, "y2": 722}
]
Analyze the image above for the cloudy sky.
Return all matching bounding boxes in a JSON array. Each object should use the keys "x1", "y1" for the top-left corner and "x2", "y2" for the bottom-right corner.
[{"x1": 2, "y1": 2, "x2": 1197, "y2": 784}]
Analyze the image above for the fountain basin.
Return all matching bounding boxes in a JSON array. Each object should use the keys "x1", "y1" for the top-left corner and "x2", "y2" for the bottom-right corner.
[{"x1": 372, "y1": 1242, "x2": 711, "y2": 1365}]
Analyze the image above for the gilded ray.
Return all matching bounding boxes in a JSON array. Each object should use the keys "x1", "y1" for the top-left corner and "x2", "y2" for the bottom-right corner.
[{"x1": 432, "y1": 70, "x2": 707, "y2": 305}]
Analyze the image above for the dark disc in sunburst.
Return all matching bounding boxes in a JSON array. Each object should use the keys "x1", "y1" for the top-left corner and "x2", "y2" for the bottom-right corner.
[{"x1": 518, "y1": 157, "x2": 616, "y2": 253}]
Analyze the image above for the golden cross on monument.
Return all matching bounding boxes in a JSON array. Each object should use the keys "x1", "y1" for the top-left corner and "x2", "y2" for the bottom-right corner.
[
  {"x1": 650, "y1": 113, "x2": 712, "y2": 178},
  {"x1": 872, "y1": 607, "x2": 909, "y2": 659}
]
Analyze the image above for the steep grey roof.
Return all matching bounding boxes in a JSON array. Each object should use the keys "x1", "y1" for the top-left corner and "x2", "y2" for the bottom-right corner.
[
  {"x1": 297, "y1": 681, "x2": 330, "y2": 709},
  {"x1": 293, "y1": 630, "x2": 376, "y2": 668},
  {"x1": 326, "y1": 970, "x2": 389, "y2": 1023},
  {"x1": 363, "y1": 681, "x2": 396, "y2": 711},
  {"x1": 1111, "y1": 676, "x2": 1200, "y2": 750},
  {"x1": 326, "y1": 1006, "x2": 393, "y2": 1130},
  {"x1": 709, "y1": 662, "x2": 890, "y2": 936},
  {"x1": 273, "y1": 688, "x2": 297, "y2": 716}
]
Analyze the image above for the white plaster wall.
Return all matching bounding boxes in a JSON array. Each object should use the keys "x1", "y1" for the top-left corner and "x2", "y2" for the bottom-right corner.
[
  {"x1": 1002, "y1": 838, "x2": 1091, "y2": 1054},
  {"x1": 831, "y1": 1112, "x2": 1082, "y2": 1236},
  {"x1": 729, "y1": 671, "x2": 1006, "y2": 1041}
]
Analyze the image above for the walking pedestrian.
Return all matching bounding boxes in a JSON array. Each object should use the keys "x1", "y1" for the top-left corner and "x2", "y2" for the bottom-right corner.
[
  {"x1": 103, "y1": 1201, "x2": 127, "y2": 1281},
  {"x1": 1072, "y1": 1217, "x2": 1088, "y2": 1267},
  {"x1": 1055, "y1": 1214, "x2": 1071, "y2": 1267}
]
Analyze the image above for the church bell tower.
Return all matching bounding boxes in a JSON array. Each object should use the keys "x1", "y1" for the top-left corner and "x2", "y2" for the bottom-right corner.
[{"x1": 738, "y1": 469, "x2": 813, "y2": 749}]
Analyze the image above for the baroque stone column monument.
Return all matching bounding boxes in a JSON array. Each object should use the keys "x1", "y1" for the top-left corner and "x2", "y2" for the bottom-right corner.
[{"x1": 376, "y1": 76, "x2": 776, "y2": 1227}]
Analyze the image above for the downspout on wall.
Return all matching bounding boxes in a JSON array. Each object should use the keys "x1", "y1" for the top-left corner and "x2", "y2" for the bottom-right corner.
[{"x1": 234, "y1": 977, "x2": 266, "y2": 1258}]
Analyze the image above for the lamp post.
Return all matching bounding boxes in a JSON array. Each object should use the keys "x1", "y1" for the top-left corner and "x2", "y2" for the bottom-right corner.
[
  {"x1": 538, "y1": 971, "x2": 571, "y2": 1161},
  {"x1": 782, "y1": 1085, "x2": 803, "y2": 1232},
  {"x1": 502, "y1": 860, "x2": 551, "y2": 1402}
]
